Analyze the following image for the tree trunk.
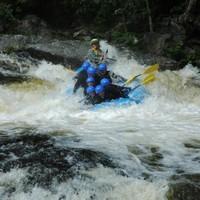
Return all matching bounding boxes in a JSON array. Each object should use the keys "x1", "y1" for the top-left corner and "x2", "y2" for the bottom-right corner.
[
  {"x1": 181, "y1": 0, "x2": 197, "y2": 22},
  {"x1": 145, "y1": 0, "x2": 153, "y2": 32}
]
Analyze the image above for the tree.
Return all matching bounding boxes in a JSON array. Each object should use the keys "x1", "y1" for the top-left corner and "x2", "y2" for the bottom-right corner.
[
  {"x1": 144, "y1": 0, "x2": 153, "y2": 32},
  {"x1": 180, "y1": 0, "x2": 198, "y2": 22}
]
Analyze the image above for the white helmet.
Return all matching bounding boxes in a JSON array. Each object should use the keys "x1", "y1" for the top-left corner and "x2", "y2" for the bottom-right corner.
[{"x1": 90, "y1": 38, "x2": 99, "y2": 46}]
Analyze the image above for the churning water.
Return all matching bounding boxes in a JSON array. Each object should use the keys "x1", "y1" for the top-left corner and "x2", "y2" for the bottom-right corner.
[{"x1": 0, "y1": 41, "x2": 200, "y2": 200}]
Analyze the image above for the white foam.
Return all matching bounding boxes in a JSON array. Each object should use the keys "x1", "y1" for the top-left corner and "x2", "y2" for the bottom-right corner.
[{"x1": 0, "y1": 167, "x2": 168, "y2": 200}]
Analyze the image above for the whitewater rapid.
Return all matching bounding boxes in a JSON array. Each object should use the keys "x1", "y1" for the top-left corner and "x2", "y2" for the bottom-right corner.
[{"x1": 0, "y1": 41, "x2": 200, "y2": 200}]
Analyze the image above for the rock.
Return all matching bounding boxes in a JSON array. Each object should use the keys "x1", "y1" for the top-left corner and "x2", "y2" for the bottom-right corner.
[
  {"x1": 195, "y1": 60, "x2": 200, "y2": 67},
  {"x1": 0, "y1": 35, "x2": 30, "y2": 52},
  {"x1": 167, "y1": 174, "x2": 200, "y2": 200},
  {"x1": 14, "y1": 15, "x2": 50, "y2": 37},
  {"x1": 0, "y1": 23, "x2": 4, "y2": 33},
  {"x1": 25, "y1": 39, "x2": 89, "y2": 67},
  {"x1": 73, "y1": 28, "x2": 92, "y2": 40},
  {"x1": 144, "y1": 33, "x2": 171, "y2": 55},
  {"x1": 128, "y1": 144, "x2": 164, "y2": 172},
  {"x1": 0, "y1": 34, "x2": 89, "y2": 68},
  {"x1": 168, "y1": 19, "x2": 186, "y2": 42},
  {"x1": 0, "y1": 53, "x2": 38, "y2": 84},
  {"x1": 138, "y1": 53, "x2": 179, "y2": 71},
  {"x1": 184, "y1": 139, "x2": 200, "y2": 149},
  {"x1": 0, "y1": 133, "x2": 116, "y2": 189},
  {"x1": 142, "y1": 32, "x2": 172, "y2": 55},
  {"x1": 155, "y1": 56, "x2": 179, "y2": 71}
]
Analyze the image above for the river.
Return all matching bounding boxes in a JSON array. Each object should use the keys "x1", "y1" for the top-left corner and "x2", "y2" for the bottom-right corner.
[{"x1": 0, "y1": 41, "x2": 200, "y2": 200}]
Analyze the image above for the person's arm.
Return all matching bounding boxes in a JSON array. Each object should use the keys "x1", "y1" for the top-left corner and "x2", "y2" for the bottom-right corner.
[
  {"x1": 109, "y1": 71, "x2": 127, "y2": 84},
  {"x1": 73, "y1": 72, "x2": 83, "y2": 93},
  {"x1": 73, "y1": 78, "x2": 81, "y2": 93}
]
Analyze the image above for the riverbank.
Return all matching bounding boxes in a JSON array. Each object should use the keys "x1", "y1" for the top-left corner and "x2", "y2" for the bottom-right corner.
[{"x1": 0, "y1": 1, "x2": 199, "y2": 71}]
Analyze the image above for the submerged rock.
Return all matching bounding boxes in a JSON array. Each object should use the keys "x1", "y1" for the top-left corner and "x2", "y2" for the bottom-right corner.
[
  {"x1": 167, "y1": 136, "x2": 200, "y2": 200},
  {"x1": 167, "y1": 174, "x2": 200, "y2": 200},
  {"x1": 128, "y1": 144, "x2": 165, "y2": 172},
  {"x1": 186, "y1": 76, "x2": 200, "y2": 88},
  {"x1": 0, "y1": 133, "x2": 116, "y2": 189},
  {"x1": 0, "y1": 53, "x2": 38, "y2": 84},
  {"x1": 184, "y1": 139, "x2": 200, "y2": 149}
]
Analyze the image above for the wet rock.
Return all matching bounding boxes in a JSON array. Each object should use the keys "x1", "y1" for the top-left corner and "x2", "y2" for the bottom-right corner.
[
  {"x1": 128, "y1": 145, "x2": 144, "y2": 155},
  {"x1": 142, "y1": 33, "x2": 172, "y2": 55},
  {"x1": 128, "y1": 145, "x2": 164, "y2": 171},
  {"x1": 25, "y1": 39, "x2": 89, "y2": 67},
  {"x1": 0, "y1": 33, "x2": 89, "y2": 68},
  {"x1": 0, "y1": 73, "x2": 31, "y2": 84},
  {"x1": 0, "y1": 35, "x2": 30, "y2": 52},
  {"x1": 59, "y1": 195, "x2": 66, "y2": 200},
  {"x1": 184, "y1": 139, "x2": 200, "y2": 149},
  {"x1": 0, "y1": 53, "x2": 38, "y2": 84},
  {"x1": 140, "y1": 152, "x2": 164, "y2": 169},
  {"x1": 186, "y1": 76, "x2": 200, "y2": 88},
  {"x1": 0, "y1": 23, "x2": 4, "y2": 33},
  {"x1": 0, "y1": 133, "x2": 116, "y2": 189},
  {"x1": 73, "y1": 27, "x2": 94, "y2": 40},
  {"x1": 167, "y1": 174, "x2": 200, "y2": 200},
  {"x1": 155, "y1": 56, "x2": 179, "y2": 71},
  {"x1": 14, "y1": 15, "x2": 50, "y2": 37}
]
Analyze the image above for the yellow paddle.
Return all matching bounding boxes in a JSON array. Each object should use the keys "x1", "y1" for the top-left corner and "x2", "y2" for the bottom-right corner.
[
  {"x1": 131, "y1": 73, "x2": 156, "y2": 91},
  {"x1": 142, "y1": 73, "x2": 156, "y2": 85},
  {"x1": 124, "y1": 64, "x2": 159, "y2": 85}
]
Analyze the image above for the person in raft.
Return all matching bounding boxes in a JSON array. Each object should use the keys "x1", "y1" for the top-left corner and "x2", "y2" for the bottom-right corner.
[{"x1": 86, "y1": 39, "x2": 105, "y2": 66}]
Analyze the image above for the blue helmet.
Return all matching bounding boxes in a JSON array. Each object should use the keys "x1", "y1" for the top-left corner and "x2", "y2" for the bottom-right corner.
[
  {"x1": 98, "y1": 63, "x2": 107, "y2": 72},
  {"x1": 86, "y1": 86, "x2": 95, "y2": 94},
  {"x1": 82, "y1": 61, "x2": 91, "y2": 71},
  {"x1": 87, "y1": 67, "x2": 96, "y2": 76},
  {"x1": 95, "y1": 85, "x2": 104, "y2": 94},
  {"x1": 86, "y1": 77, "x2": 95, "y2": 83},
  {"x1": 100, "y1": 78, "x2": 110, "y2": 87}
]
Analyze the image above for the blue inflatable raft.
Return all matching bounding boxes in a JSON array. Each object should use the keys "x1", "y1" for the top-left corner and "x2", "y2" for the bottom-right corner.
[{"x1": 93, "y1": 84, "x2": 149, "y2": 109}]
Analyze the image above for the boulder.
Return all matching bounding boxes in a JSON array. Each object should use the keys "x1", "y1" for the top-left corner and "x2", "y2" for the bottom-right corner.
[
  {"x1": 0, "y1": 34, "x2": 89, "y2": 68},
  {"x1": 0, "y1": 22, "x2": 4, "y2": 33},
  {"x1": 25, "y1": 39, "x2": 89, "y2": 67},
  {"x1": 0, "y1": 54, "x2": 36, "y2": 84},
  {"x1": 14, "y1": 15, "x2": 50, "y2": 37},
  {"x1": 142, "y1": 32, "x2": 172, "y2": 55},
  {"x1": 0, "y1": 35, "x2": 31, "y2": 52},
  {"x1": 0, "y1": 133, "x2": 116, "y2": 189},
  {"x1": 155, "y1": 56, "x2": 179, "y2": 71},
  {"x1": 167, "y1": 174, "x2": 200, "y2": 200}
]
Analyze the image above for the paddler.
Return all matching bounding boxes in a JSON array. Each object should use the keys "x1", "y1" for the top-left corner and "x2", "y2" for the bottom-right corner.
[{"x1": 86, "y1": 39, "x2": 105, "y2": 66}]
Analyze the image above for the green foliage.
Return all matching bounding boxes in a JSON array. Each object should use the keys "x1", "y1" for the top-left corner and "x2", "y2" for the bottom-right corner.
[
  {"x1": 185, "y1": 52, "x2": 200, "y2": 65},
  {"x1": 3, "y1": 46, "x2": 17, "y2": 54},
  {"x1": 0, "y1": 3, "x2": 15, "y2": 23},
  {"x1": 164, "y1": 43, "x2": 185, "y2": 61}
]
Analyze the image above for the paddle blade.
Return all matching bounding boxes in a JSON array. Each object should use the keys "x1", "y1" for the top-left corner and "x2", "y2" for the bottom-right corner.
[
  {"x1": 124, "y1": 64, "x2": 159, "y2": 86},
  {"x1": 143, "y1": 64, "x2": 159, "y2": 74},
  {"x1": 142, "y1": 74, "x2": 156, "y2": 85},
  {"x1": 124, "y1": 75, "x2": 137, "y2": 85}
]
